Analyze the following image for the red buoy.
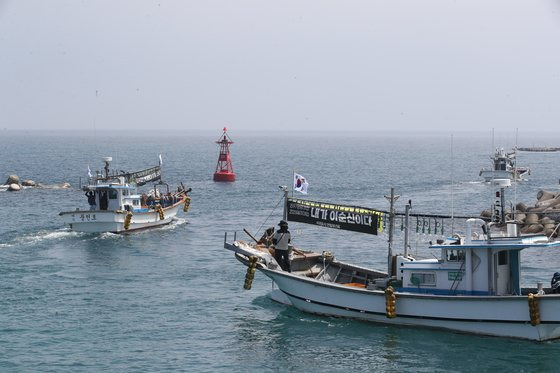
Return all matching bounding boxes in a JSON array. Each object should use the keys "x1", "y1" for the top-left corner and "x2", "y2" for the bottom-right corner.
[{"x1": 213, "y1": 127, "x2": 236, "y2": 182}]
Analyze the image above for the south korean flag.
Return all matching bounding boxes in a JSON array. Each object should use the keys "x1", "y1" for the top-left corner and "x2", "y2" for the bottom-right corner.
[{"x1": 293, "y1": 173, "x2": 309, "y2": 194}]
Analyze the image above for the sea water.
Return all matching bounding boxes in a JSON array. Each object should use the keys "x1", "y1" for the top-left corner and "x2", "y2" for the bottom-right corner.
[{"x1": 1, "y1": 131, "x2": 560, "y2": 372}]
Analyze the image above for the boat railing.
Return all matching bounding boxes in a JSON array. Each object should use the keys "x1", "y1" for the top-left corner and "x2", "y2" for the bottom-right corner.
[{"x1": 223, "y1": 231, "x2": 238, "y2": 247}]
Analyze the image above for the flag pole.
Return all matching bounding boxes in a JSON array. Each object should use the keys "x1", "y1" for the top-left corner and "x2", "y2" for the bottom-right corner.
[
  {"x1": 291, "y1": 169, "x2": 295, "y2": 198},
  {"x1": 283, "y1": 186, "x2": 288, "y2": 221}
]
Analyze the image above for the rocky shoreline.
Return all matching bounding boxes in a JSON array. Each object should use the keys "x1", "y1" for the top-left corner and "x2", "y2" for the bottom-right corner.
[{"x1": 2, "y1": 174, "x2": 70, "y2": 191}]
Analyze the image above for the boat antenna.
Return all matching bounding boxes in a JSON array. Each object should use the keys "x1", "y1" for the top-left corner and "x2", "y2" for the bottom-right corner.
[
  {"x1": 513, "y1": 128, "x2": 518, "y2": 217},
  {"x1": 384, "y1": 188, "x2": 399, "y2": 277},
  {"x1": 93, "y1": 90, "x2": 99, "y2": 156},
  {"x1": 490, "y1": 127, "x2": 495, "y2": 206},
  {"x1": 158, "y1": 154, "x2": 164, "y2": 184},
  {"x1": 450, "y1": 134, "x2": 455, "y2": 233}
]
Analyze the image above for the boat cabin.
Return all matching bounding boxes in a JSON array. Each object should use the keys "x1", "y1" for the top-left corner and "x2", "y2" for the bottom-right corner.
[
  {"x1": 493, "y1": 153, "x2": 509, "y2": 172},
  {"x1": 85, "y1": 175, "x2": 179, "y2": 213},
  {"x1": 395, "y1": 219, "x2": 542, "y2": 296},
  {"x1": 86, "y1": 176, "x2": 144, "y2": 212}
]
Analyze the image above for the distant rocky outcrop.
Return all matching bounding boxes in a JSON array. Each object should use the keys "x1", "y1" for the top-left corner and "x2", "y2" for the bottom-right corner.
[
  {"x1": 2, "y1": 174, "x2": 70, "y2": 192},
  {"x1": 482, "y1": 189, "x2": 560, "y2": 238}
]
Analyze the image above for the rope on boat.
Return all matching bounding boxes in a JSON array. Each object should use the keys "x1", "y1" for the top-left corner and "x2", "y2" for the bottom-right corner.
[
  {"x1": 528, "y1": 293, "x2": 541, "y2": 326},
  {"x1": 243, "y1": 256, "x2": 259, "y2": 290},
  {"x1": 124, "y1": 212, "x2": 133, "y2": 230},
  {"x1": 385, "y1": 286, "x2": 397, "y2": 318},
  {"x1": 156, "y1": 204, "x2": 164, "y2": 220},
  {"x1": 255, "y1": 194, "x2": 285, "y2": 236}
]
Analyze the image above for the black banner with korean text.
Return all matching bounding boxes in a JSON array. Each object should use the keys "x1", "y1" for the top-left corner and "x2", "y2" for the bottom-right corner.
[
  {"x1": 287, "y1": 198, "x2": 383, "y2": 235},
  {"x1": 126, "y1": 166, "x2": 162, "y2": 186}
]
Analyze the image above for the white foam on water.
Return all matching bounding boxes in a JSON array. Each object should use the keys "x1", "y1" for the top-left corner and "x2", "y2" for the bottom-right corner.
[
  {"x1": 0, "y1": 228, "x2": 84, "y2": 248},
  {"x1": 171, "y1": 217, "x2": 188, "y2": 226},
  {"x1": 37, "y1": 184, "x2": 72, "y2": 189},
  {"x1": 140, "y1": 217, "x2": 188, "y2": 233},
  {"x1": 92, "y1": 232, "x2": 121, "y2": 240},
  {"x1": 462, "y1": 181, "x2": 484, "y2": 185}
]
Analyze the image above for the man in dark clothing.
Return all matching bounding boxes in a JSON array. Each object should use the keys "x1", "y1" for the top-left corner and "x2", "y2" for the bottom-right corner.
[
  {"x1": 272, "y1": 220, "x2": 291, "y2": 272},
  {"x1": 85, "y1": 190, "x2": 96, "y2": 210}
]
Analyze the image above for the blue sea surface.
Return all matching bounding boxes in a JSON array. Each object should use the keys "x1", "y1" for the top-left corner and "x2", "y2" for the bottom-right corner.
[{"x1": 2, "y1": 131, "x2": 560, "y2": 372}]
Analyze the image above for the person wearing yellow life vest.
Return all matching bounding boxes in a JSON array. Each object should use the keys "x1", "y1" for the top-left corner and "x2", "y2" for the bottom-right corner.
[{"x1": 272, "y1": 220, "x2": 291, "y2": 272}]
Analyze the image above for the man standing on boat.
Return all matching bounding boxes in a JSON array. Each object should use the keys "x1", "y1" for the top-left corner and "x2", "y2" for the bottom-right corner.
[
  {"x1": 273, "y1": 220, "x2": 291, "y2": 272},
  {"x1": 85, "y1": 190, "x2": 96, "y2": 210}
]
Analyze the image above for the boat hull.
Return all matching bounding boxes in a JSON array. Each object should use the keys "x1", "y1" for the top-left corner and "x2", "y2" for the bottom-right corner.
[
  {"x1": 59, "y1": 203, "x2": 183, "y2": 233},
  {"x1": 480, "y1": 169, "x2": 529, "y2": 182},
  {"x1": 262, "y1": 269, "x2": 560, "y2": 341}
]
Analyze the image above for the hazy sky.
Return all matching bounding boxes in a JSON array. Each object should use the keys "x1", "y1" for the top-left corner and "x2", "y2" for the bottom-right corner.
[{"x1": 1, "y1": 1, "x2": 560, "y2": 133}]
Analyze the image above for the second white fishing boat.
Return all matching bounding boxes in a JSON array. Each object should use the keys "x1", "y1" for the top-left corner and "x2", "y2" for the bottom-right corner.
[{"x1": 225, "y1": 187, "x2": 560, "y2": 341}]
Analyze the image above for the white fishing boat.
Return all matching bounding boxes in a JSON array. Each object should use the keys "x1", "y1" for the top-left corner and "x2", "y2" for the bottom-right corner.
[
  {"x1": 479, "y1": 147, "x2": 530, "y2": 182},
  {"x1": 59, "y1": 157, "x2": 191, "y2": 233},
  {"x1": 225, "y1": 188, "x2": 560, "y2": 341}
]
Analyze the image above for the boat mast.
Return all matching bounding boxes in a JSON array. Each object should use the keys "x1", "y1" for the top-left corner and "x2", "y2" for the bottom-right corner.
[
  {"x1": 404, "y1": 200, "x2": 411, "y2": 257},
  {"x1": 385, "y1": 188, "x2": 399, "y2": 277},
  {"x1": 450, "y1": 134, "x2": 455, "y2": 233}
]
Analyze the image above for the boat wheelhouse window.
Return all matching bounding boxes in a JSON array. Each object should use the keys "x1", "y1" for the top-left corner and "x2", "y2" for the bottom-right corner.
[
  {"x1": 123, "y1": 190, "x2": 129, "y2": 196},
  {"x1": 498, "y1": 250, "x2": 508, "y2": 265},
  {"x1": 446, "y1": 249, "x2": 466, "y2": 262},
  {"x1": 133, "y1": 200, "x2": 139, "y2": 206},
  {"x1": 108, "y1": 189, "x2": 118, "y2": 199},
  {"x1": 409, "y1": 272, "x2": 436, "y2": 286}
]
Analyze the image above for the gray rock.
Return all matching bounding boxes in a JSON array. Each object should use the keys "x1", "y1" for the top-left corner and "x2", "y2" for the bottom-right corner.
[
  {"x1": 525, "y1": 213, "x2": 539, "y2": 225},
  {"x1": 521, "y1": 223, "x2": 544, "y2": 234},
  {"x1": 536, "y1": 198, "x2": 560, "y2": 209},
  {"x1": 537, "y1": 190, "x2": 555, "y2": 201},
  {"x1": 8, "y1": 183, "x2": 21, "y2": 191},
  {"x1": 541, "y1": 217, "x2": 555, "y2": 225},
  {"x1": 516, "y1": 202, "x2": 527, "y2": 212},
  {"x1": 480, "y1": 209, "x2": 492, "y2": 218},
  {"x1": 543, "y1": 223, "x2": 556, "y2": 230},
  {"x1": 515, "y1": 212, "x2": 526, "y2": 222},
  {"x1": 5, "y1": 174, "x2": 19, "y2": 185},
  {"x1": 22, "y1": 179, "x2": 36, "y2": 187}
]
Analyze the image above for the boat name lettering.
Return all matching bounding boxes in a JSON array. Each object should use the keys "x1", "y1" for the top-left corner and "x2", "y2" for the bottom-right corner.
[{"x1": 79, "y1": 213, "x2": 97, "y2": 222}]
